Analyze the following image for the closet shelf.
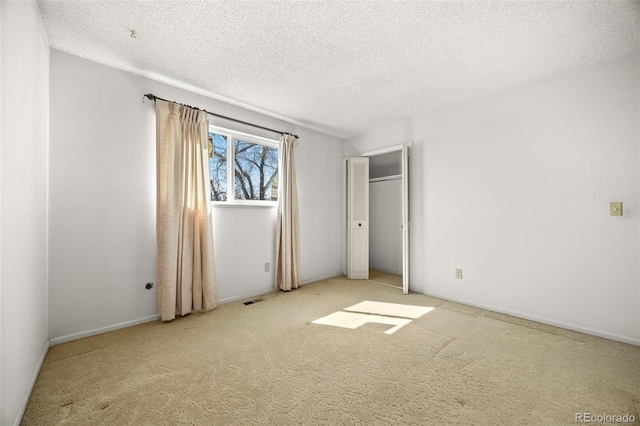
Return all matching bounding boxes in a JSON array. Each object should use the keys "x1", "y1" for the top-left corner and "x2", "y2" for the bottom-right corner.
[{"x1": 369, "y1": 174, "x2": 402, "y2": 183}]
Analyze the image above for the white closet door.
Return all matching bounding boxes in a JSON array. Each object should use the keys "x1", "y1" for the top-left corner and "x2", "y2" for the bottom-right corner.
[
  {"x1": 401, "y1": 144, "x2": 410, "y2": 294},
  {"x1": 347, "y1": 157, "x2": 369, "y2": 279}
]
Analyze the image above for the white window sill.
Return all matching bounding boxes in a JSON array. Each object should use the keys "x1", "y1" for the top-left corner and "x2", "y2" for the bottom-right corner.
[{"x1": 211, "y1": 201, "x2": 278, "y2": 208}]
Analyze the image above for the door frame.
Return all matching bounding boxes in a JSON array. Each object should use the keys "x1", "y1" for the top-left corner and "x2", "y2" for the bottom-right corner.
[{"x1": 344, "y1": 143, "x2": 411, "y2": 294}]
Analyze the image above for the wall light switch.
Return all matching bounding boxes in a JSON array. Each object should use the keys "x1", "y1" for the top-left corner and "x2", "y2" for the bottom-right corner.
[
  {"x1": 455, "y1": 269, "x2": 463, "y2": 279},
  {"x1": 610, "y1": 202, "x2": 623, "y2": 217}
]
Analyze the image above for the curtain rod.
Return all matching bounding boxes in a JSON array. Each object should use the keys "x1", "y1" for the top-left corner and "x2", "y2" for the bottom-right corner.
[{"x1": 144, "y1": 93, "x2": 298, "y2": 139}]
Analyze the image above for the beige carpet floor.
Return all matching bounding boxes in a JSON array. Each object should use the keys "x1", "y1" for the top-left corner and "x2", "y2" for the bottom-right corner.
[
  {"x1": 23, "y1": 276, "x2": 640, "y2": 425},
  {"x1": 369, "y1": 269, "x2": 402, "y2": 288}
]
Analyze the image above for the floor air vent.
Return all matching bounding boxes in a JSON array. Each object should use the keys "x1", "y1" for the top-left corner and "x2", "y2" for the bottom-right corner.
[{"x1": 243, "y1": 298, "x2": 264, "y2": 306}]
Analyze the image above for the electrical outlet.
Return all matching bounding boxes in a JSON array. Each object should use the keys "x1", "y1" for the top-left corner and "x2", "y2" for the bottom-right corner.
[
  {"x1": 455, "y1": 269, "x2": 463, "y2": 279},
  {"x1": 265, "y1": 262, "x2": 270, "y2": 272},
  {"x1": 610, "y1": 202, "x2": 623, "y2": 216}
]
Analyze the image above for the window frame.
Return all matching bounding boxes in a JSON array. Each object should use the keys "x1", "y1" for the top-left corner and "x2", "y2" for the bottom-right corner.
[{"x1": 209, "y1": 124, "x2": 280, "y2": 207}]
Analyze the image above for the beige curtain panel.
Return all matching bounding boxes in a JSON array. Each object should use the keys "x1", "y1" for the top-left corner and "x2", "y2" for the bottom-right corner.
[
  {"x1": 156, "y1": 100, "x2": 219, "y2": 321},
  {"x1": 275, "y1": 134, "x2": 301, "y2": 291}
]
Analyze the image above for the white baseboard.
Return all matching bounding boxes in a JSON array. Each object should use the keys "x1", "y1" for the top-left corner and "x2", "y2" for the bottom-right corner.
[
  {"x1": 219, "y1": 273, "x2": 345, "y2": 303},
  {"x1": 49, "y1": 315, "x2": 160, "y2": 346},
  {"x1": 219, "y1": 287, "x2": 276, "y2": 304},
  {"x1": 301, "y1": 272, "x2": 344, "y2": 284},
  {"x1": 13, "y1": 339, "x2": 49, "y2": 426},
  {"x1": 48, "y1": 275, "x2": 343, "y2": 346},
  {"x1": 422, "y1": 290, "x2": 640, "y2": 347}
]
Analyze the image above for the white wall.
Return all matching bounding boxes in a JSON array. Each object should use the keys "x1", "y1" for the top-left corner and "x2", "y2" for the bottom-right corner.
[
  {"x1": 212, "y1": 206, "x2": 278, "y2": 301},
  {"x1": 48, "y1": 50, "x2": 344, "y2": 343},
  {"x1": 0, "y1": 2, "x2": 50, "y2": 425},
  {"x1": 370, "y1": 179, "x2": 402, "y2": 274},
  {"x1": 1, "y1": 3, "x2": 4, "y2": 418},
  {"x1": 345, "y1": 52, "x2": 640, "y2": 345}
]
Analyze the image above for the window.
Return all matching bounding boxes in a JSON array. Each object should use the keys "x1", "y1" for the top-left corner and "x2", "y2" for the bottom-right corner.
[{"x1": 209, "y1": 126, "x2": 279, "y2": 204}]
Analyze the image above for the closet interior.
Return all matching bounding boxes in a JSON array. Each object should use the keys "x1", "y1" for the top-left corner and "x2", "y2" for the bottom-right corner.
[{"x1": 368, "y1": 150, "x2": 403, "y2": 288}]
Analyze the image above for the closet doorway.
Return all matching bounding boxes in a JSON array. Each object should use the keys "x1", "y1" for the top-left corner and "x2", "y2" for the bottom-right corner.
[{"x1": 346, "y1": 144, "x2": 409, "y2": 294}]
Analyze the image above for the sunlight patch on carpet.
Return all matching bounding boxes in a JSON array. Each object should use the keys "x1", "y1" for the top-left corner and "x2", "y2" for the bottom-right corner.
[
  {"x1": 345, "y1": 301, "x2": 434, "y2": 318},
  {"x1": 312, "y1": 311, "x2": 412, "y2": 334},
  {"x1": 312, "y1": 301, "x2": 433, "y2": 334}
]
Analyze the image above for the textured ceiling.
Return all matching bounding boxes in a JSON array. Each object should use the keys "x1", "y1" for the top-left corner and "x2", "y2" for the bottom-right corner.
[{"x1": 38, "y1": 0, "x2": 639, "y2": 139}]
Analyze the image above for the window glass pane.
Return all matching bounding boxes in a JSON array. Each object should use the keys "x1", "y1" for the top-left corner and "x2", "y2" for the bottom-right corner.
[
  {"x1": 233, "y1": 139, "x2": 278, "y2": 201},
  {"x1": 209, "y1": 132, "x2": 228, "y2": 201}
]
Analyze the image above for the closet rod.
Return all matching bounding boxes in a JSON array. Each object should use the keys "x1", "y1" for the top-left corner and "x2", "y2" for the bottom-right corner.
[{"x1": 144, "y1": 93, "x2": 298, "y2": 139}]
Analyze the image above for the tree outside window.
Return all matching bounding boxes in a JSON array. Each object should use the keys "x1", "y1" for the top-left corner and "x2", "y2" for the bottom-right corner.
[{"x1": 209, "y1": 129, "x2": 278, "y2": 203}]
